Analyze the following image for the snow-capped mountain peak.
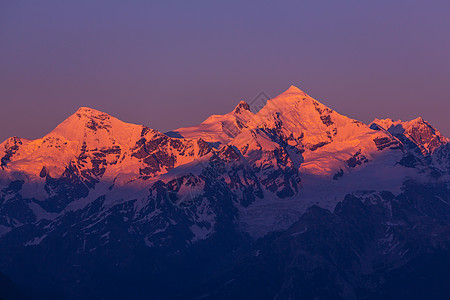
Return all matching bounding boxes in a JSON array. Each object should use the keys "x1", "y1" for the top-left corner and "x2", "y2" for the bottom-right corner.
[
  {"x1": 233, "y1": 101, "x2": 251, "y2": 114},
  {"x1": 166, "y1": 100, "x2": 254, "y2": 145},
  {"x1": 76, "y1": 106, "x2": 108, "y2": 116},
  {"x1": 371, "y1": 117, "x2": 449, "y2": 155},
  {"x1": 0, "y1": 106, "x2": 212, "y2": 193},
  {"x1": 0, "y1": 86, "x2": 447, "y2": 241},
  {"x1": 283, "y1": 84, "x2": 308, "y2": 95},
  {"x1": 0, "y1": 85, "x2": 448, "y2": 299},
  {"x1": 48, "y1": 107, "x2": 145, "y2": 144}
]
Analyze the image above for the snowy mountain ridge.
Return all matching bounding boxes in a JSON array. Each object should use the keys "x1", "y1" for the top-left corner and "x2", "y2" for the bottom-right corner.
[
  {"x1": 0, "y1": 86, "x2": 447, "y2": 238},
  {"x1": 0, "y1": 85, "x2": 449, "y2": 299}
]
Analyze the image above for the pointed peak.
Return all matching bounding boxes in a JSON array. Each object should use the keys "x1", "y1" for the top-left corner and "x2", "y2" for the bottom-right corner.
[
  {"x1": 71, "y1": 107, "x2": 116, "y2": 127},
  {"x1": 45, "y1": 106, "x2": 148, "y2": 144},
  {"x1": 75, "y1": 107, "x2": 110, "y2": 117},
  {"x1": 234, "y1": 101, "x2": 251, "y2": 114},
  {"x1": 410, "y1": 116, "x2": 425, "y2": 124},
  {"x1": 270, "y1": 84, "x2": 334, "y2": 110},
  {"x1": 283, "y1": 85, "x2": 307, "y2": 95},
  {"x1": 407, "y1": 117, "x2": 438, "y2": 132},
  {"x1": 47, "y1": 107, "x2": 119, "y2": 139}
]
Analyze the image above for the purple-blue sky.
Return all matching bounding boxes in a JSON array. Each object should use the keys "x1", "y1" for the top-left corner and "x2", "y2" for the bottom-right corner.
[{"x1": 1, "y1": 0, "x2": 449, "y2": 142}]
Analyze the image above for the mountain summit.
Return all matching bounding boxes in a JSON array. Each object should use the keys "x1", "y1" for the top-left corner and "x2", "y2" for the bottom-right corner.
[
  {"x1": 282, "y1": 84, "x2": 308, "y2": 94},
  {"x1": 0, "y1": 86, "x2": 448, "y2": 299},
  {"x1": 48, "y1": 106, "x2": 145, "y2": 145},
  {"x1": 1, "y1": 85, "x2": 446, "y2": 230},
  {"x1": 371, "y1": 117, "x2": 449, "y2": 155}
]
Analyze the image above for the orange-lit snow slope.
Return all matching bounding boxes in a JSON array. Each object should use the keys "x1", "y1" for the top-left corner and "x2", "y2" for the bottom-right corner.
[
  {"x1": 172, "y1": 86, "x2": 408, "y2": 177},
  {"x1": 0, "y1": 107, "x2": 211, "y2": 190},
  {"x1": 1, "y1": 86, "x2": 448, "y2": 237}
]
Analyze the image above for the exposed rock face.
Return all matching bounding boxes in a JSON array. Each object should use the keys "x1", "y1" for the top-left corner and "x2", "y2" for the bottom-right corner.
[
  {"x1": 188, "y1": 182, "x2": 450, "y2": 300},
  {"x1": 0, "y1": 86, "x2": 448, "y2": 299},
  {"x1": 0, "y1": 137, "x2": 22, "y2": 168},
  {"x1": 371, "y1": 117, "x2": 449, "y2": 155},
  {"x1": 233, "y1": 100, "x2": 251, "y2": 114},
  {"x1": 345, "y1": 150, "x2": 368, "y2": 168}
]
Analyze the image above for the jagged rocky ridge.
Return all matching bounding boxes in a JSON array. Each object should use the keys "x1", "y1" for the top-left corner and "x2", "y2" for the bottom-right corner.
[{"x1": 0, "y1": 86, "x2": 448, "y2": 299}]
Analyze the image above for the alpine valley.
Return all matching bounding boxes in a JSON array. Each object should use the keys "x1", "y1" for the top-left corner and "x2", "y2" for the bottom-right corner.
[{"x1": 0, "y1": 86, "x2": 449, "y2": 299}]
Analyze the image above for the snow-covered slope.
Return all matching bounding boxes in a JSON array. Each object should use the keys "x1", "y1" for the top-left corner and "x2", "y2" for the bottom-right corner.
[
  {"x1": 2, "y1": 107, "x2": 144, "y2": 179},
  {"x1": 234, "y1": 86, "x2": 403, "y2": 177},
  {"x1": 217, "y1": 86, "x2": 415, "y2": 235},
  {"x1": 0, "y1": 107, "x2": 212, "y2": 179},
  {"x1": 370, "y1": 117, "x2": 449, "y2": 155},
  {"x1": 0, "y1": 86, "x2": 448, "y2": 240},
  {"x1": 0, "y1": 107, "x2": 212, "y2": 214},
  {"x1": 0, "y1": 85, "x2": 448, "y2": 299},
  {"x1": 166, "y1": 101, "x2": 254, "y2": 146}
]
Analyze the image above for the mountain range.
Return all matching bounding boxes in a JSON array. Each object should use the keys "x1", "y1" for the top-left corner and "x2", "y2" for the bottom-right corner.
[{"x1": 0, "y1": 86, "x2": 449, "y2": 299}]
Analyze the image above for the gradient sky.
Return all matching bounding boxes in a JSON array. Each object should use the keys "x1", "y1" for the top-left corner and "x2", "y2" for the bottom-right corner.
[{"x1": 1, "y1": 0, "x2": 449, "y2": 142}]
